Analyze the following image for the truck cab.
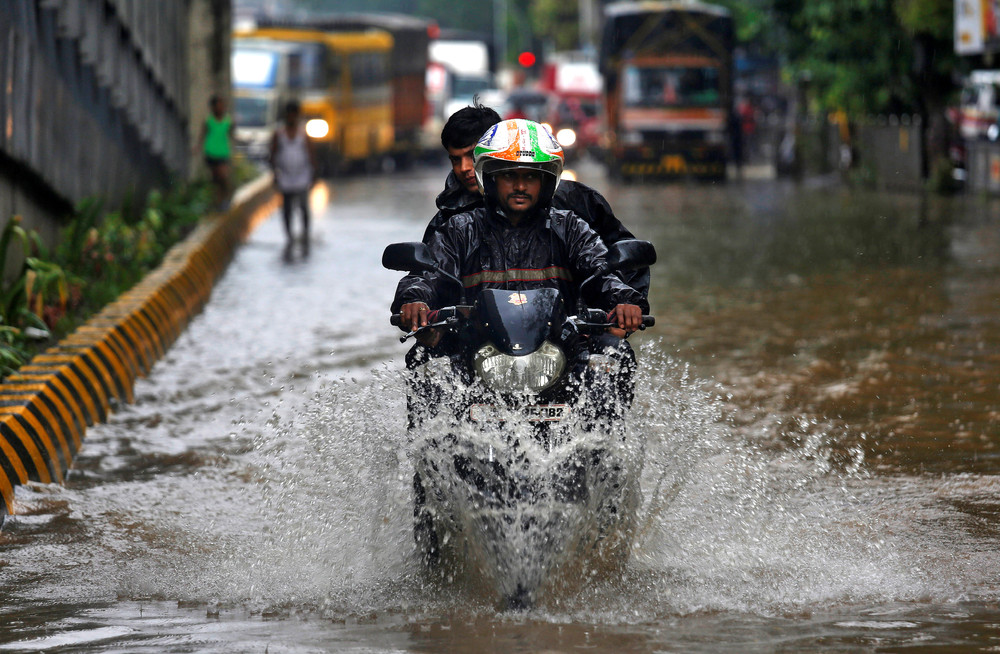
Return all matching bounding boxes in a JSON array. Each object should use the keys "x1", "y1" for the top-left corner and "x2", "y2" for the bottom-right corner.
[{"x1": 600, "y1": 1, "x2": 734, "y2": 181}]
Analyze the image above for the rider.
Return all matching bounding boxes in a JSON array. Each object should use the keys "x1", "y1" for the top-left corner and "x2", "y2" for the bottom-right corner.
[
  {"x1": 399, "y1": 102, "x2": 649, "y2": 304},
  {"x1": 395, "y1": 118, "x2": 646, "y2": 333},
  {"x1": 396, "y1": 120, "x2": 646, "y2": 569}
]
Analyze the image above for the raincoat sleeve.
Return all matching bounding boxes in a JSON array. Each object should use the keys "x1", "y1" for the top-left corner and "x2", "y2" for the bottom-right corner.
[
  {"x1": 554, "y1": 180, "x2": 650, "y2": 302},
  {"x1": 391, "y1": 214, "x2": 471, "y2": 313},
  {"x1": 559, "y1": 211, "x2": 649, "y2": 314},
  {"x1": 390, "y1": 174, "x2": 483, "y2": 314},
  {"x1": 390, "y1": 204, "x2": 449, "y2": 313}
]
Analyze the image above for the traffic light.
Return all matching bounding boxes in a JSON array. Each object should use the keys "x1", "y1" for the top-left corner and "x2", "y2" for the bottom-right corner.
[{"x1": 517, "y1": 51, "x2": 536, "y2": 68}]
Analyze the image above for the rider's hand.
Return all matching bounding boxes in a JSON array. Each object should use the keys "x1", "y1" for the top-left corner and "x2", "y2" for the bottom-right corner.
[
  {"x1": 608, "y1": 303, "x2": 642, "y2": 336},
  {"x1": 401, "y1": 302, "x2": 430, "y2": 331}
]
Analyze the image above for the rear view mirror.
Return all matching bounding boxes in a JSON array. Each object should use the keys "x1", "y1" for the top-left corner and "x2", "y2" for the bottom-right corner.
[
  {"x1": 605, "y1": 239, "x2": 657, "y2": 272},
  {"x1": 382, "y1": 242, "x2": 438, "y2": 273}
]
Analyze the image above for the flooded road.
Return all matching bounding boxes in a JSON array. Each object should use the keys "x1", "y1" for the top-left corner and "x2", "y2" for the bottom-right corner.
[{"x1": 2, "y1": 160, "x2": 1000, "y2": 652}]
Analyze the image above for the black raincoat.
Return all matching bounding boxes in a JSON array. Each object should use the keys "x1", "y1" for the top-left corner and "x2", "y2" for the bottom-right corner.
[
  {"x1": 394, "y1": 171, "x2": 651, "y2": 306},
  {"x1": 392, "y1": 202, "x2": 647, "y2": 315}
]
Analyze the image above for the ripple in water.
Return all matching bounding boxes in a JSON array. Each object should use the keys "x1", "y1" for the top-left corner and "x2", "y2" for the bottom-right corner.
[{"x1": 119, "y1": 342, "x2": 994, "y2": 620}]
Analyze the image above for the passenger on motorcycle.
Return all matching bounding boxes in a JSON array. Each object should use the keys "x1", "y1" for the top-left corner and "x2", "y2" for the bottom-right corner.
[
  {"x1": 395, "y1": 118, "x2": 646, "y2": 334},
  {"x1": 395, "y1": 103, "x2": 649, "y2": 306}
]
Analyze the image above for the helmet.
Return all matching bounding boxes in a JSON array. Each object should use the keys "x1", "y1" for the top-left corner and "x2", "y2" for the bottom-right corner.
[{"x1": 473, "y1": 119, "x2": 564, "y2": 206}]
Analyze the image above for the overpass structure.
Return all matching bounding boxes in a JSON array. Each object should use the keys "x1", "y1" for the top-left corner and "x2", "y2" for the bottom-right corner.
[{"x1": 0, "y1": 0, "x2": 232, "y2": 244}]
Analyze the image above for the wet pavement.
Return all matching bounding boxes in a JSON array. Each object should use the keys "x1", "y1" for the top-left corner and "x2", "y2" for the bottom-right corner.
[{"x1": 2, "y1": 160, "x2": 1000, "y2": 651}]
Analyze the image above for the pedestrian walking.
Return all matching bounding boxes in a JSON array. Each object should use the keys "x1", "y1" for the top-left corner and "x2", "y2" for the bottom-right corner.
[
  {"x1": 198, "y1": 94, "x2": 237, "y2": 211},
  {"x1": 270, "y1": 99, "x2": 317, "y2": 257}
]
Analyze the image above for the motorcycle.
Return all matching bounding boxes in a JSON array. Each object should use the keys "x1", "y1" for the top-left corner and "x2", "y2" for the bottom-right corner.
[{"x1": 383, "y1": 239, "x2": 656, "y2": 609}]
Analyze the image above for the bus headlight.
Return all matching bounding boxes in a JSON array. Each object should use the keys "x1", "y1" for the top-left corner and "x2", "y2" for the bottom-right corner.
[
  {"x1": 556, "y1": 127, "x2": 577, "y2": 147},
  {"x1": 473, "y1": 341, "x2": 566, "y2": 394},
  {"x1": 305, "y1": 119, "x2": 330, "y2": 139}
]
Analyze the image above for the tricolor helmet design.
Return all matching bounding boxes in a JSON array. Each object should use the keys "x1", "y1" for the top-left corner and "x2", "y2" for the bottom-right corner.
[{"x1": 473, "y1": 119, "x2": 565, "y2": 206}]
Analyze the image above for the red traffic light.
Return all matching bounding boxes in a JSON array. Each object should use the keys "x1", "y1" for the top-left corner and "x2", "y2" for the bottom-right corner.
[{"x1": 517, "y1": 51, "x2": 536, "y2": 68}]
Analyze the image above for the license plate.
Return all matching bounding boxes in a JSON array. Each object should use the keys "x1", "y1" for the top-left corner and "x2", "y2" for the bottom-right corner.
[{"x1": 469, "y1": 404, "x2": 570, "y2": 422}]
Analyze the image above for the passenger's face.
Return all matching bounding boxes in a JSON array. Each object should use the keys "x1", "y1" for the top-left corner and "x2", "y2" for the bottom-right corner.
[
  {"x1": 447, "y1": 144, "x2": 478, "y2": 193},
  {"x1": 494, "y1": 168, "x2": 542, "y2": 220}
]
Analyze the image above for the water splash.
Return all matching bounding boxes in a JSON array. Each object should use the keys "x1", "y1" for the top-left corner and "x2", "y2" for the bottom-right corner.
[
  {"x1": 403, "y1": 368, "x2": 645, "y2": 610},
  {"x1": 113, "y1": 343, "x2": 995, "y2": 620}
]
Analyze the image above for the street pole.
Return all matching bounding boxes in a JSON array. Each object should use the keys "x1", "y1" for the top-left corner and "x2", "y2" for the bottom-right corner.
[
  {"x1": 580, "y1": 0, "x2": 597, "y2": 54},
  {"x1": 494, "y1": 0, "x2": 508, "y2": 75}
]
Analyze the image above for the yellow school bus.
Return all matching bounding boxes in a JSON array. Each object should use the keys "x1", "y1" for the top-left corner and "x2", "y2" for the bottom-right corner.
[{"x1": 233, "y1": 27, "x2": 394, "y2": 174}]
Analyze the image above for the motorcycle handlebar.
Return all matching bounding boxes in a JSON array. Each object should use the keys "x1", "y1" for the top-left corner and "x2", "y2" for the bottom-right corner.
[
  {"x1": 390, "y1": 306, "x2": 465, "y2": 331},
  {"x1": 390, "y1": 311, "x2": 654, "y2": 330},
  {"x1": 580, "y1": 315, "x2": 656, "y2": 330}
]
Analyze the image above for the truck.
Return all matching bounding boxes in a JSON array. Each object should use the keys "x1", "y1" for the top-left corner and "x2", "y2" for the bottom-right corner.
[
  {"x1": 954, "y1": 70, "x2": 1000, "y2": 141},
  {"x1": 599, "y1": 1, "x2": 734, "y2": 180},
  {"x1": 428, "y1": 35, "x2": 496, "y2": 122},
  {"x1": 539, "y1": 52, "x2": 604, "y2": 159}
]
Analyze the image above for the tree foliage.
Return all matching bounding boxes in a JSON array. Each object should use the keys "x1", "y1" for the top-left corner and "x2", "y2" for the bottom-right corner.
[
  {"x1": 714, "y1": 0, "x2": 958, "y2": 118},
  {"x1": 529, "y1": 0, "x2": 580, "y2": 53}
]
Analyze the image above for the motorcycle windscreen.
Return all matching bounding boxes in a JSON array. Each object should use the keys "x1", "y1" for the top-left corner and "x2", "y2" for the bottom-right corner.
[{"x1": 474, "y1": 288, "x2": 565, "y2": 356}]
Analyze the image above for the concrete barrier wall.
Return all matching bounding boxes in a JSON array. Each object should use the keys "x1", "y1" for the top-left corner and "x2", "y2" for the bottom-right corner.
[{"x1": 0, "y1": 176, "x2": 278, "y2": 522}]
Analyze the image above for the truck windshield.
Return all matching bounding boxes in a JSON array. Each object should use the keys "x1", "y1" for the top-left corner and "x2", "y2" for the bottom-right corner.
[
  {"x1": 233, "y1": 49, "x2": 279, "y2": 89},
  {"x1": 623, "y1": 65, "x2": 720, "y2": 108},
  {"x1": 234, "y1": 96, "x2": 271, "y2": 128}
]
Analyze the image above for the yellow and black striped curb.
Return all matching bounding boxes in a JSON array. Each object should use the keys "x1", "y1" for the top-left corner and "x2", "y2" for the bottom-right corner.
[{"x1": 0, "y1": 176, "x2": 279, "y2": 521}]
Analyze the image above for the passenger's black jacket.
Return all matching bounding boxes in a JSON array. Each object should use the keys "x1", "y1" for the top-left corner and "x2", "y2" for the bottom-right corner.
[
  {"x1": 411, "y1": 171, "x2": 650, "y2": 300},
  {"x1": 392, "y1": 203, "x2": 648, "y2": 315}
]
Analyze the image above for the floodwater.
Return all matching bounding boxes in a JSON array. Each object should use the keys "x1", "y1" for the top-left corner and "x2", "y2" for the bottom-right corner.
[{"x1": 2, "y1": 160, "x2": 1000, "y2": 652}]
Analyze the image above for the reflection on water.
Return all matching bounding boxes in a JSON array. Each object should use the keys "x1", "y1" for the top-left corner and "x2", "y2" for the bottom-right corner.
[
  {"x1": 612, "y1": 179, "x2": 1000, "y2": 475},
  {"x1": 3, "y1": 165, "x2": 1000, "y2": 651}
]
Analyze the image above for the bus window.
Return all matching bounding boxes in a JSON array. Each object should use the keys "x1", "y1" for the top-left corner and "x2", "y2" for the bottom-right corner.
[
  {"x1": 350, "y1": 52, "x2": 389, "y2": 89},
  {"x1": 288, "y1": 52, "x2": 304, "y2": 89},
  {"x1": 300, "y1": 44, "x2": 326, "y2": 87},
  {"x1": 326, "y1": 53, "x2": 343, "y2": 88}
]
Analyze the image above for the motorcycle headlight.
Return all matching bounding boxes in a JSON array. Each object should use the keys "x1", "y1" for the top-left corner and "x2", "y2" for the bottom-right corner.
[{"x1": 473, "y1": 341, "x2": 566, "y2": 394}]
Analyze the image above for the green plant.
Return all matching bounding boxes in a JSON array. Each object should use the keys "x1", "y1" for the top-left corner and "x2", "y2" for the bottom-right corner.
[
  {"x1": 53, "y1": 178, "x2": 214, "y2": 325},
  {"x1": 0, "y1": 216, "x2": 56, "y2": 377},
  {"x1": 0, "y1": 172, "x2": 247, "y2": 378}
]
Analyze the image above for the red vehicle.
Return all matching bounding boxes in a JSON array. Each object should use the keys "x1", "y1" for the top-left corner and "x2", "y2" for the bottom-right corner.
[{"x1": 540, "y1": 55, "x2": 603, "y2": 159}]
